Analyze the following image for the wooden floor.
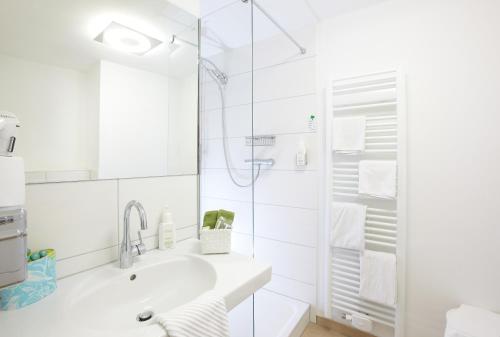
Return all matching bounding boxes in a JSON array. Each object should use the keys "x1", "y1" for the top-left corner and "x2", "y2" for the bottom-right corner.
[{"x1": 301, "y1": 323, "x2": 349, "y2": 337}]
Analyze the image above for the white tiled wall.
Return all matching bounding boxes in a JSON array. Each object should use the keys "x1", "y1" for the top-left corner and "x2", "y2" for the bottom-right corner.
[
  {"x1": 200, "y1": 23, "x2": 319, "y2": 311},
  {"x1": 26, "y1": 175, "x2": 198, "y2": 279}
]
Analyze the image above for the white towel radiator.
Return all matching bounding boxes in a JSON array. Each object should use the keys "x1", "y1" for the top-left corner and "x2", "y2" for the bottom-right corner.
[{"x1": 324, "y1": 71, "x2": 407, "y2": 337}]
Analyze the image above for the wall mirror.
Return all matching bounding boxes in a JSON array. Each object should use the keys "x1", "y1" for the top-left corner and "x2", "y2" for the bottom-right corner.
[{"x1": 0, "y1": 0, "x2": 199, "y2": 183}]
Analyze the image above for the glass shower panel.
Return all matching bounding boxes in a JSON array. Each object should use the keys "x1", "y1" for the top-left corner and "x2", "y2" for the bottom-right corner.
[
  {"x1": 251, "y1": 2, "x2": 316, "y2": 337},
  {"x1": 199, "y1": 1, "x2": 255, "y2": 337}
]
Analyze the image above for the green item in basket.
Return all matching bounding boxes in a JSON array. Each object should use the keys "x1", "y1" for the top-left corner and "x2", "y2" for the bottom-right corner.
[
  {"x1": 203, "y1": 210, "x2": 219, "y2": 229},
  {"x1": 218, "y1": 209, "x2": 235, "y2": 225},
  {"x1": 30, "y1": 252, "x2": 41, "y2": 261}
]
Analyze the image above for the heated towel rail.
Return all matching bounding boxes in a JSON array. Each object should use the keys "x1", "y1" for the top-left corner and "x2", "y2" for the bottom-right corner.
[{"x1": 325, "y1": 71, "x2": 407, "y2": 337}]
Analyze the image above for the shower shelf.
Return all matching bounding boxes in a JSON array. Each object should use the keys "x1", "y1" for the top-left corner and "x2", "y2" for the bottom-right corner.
[{"x1": 245, "y1": 135, "x2": 275, "y2": 146}]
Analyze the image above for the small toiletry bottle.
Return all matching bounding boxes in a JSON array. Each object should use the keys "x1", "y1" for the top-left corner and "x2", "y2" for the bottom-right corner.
[
  {"x1": 158, "y1": 206, "x2": 176, "y2": 250},
  {"x1": 308, "y1": 114, "x2": 316, "y2": 131}
]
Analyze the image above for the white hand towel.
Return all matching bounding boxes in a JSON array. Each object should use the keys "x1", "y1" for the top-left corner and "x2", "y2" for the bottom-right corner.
[
  {"x1": 156, "y1": 291, "x2": 230, "y2": 337},
  {"x1": 330, "y1": 202, "x2": 366, "y2": 251},
  {"x1": 332, "y1": 116, "x2": 366, "y2": 154},
  {"x1": 445, "y1": 305, "x2": 500, "y2": 337},
  {"x1": 358, "y1": 160, "x2": 397, "y2": 199},
  {"x1": 359, "y1": 250, "x2": 397, "y2": 306}
]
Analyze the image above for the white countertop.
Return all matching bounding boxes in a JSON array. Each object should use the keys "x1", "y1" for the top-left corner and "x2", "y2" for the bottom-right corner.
[{"x1": 0, "y1": 239, "x2": 272, "y2": 337}]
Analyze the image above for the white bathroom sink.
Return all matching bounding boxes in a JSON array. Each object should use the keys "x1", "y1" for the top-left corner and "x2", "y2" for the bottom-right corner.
[
  {"x1": 68, "y1": 255, "x2": 216, "y2": 335},
  {"x1": 0, "y1": 239, "x2": 272, "y2": 337}
]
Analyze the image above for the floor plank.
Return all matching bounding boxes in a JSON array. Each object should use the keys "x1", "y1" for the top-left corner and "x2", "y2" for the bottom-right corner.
[{"x1": 301, "y1": 323, "x2": 348, "y2": 337}]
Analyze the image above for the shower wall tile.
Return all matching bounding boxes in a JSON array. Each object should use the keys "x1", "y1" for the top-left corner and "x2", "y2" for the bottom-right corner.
[
  {"x1": 232, "y1": 232, "x2": 254, "y2": 256},
  {"x1": 201, "y1": 137, "x2": 251, "y2": 170},
  {"x1": 263, "y1": 274, "x2": 316, "y2": 305},
  {"x1": 254, "y1": 237, "x2": 316, "y2": 285},
  {"x1": 253, "y1": 94, "x2": 317, "y2": 135},
  {"x1": 201, "y1": 72, "x2": 252, "y2": 111},
  {"x1": 254, "y1": 57, "x2": 316, "y2": 102},
  {"x1": 254, "y1": 204, "x2": 317, "y2": 248},
  {"x1": 201, "y1": 104, "x2": 252, "y2": 140},
  {"x1": 200, "y1": 168, "x2": 253, "y2": 202},
  {"x1": 254, "y1": 170, "x2": 318, "y2": 209}
]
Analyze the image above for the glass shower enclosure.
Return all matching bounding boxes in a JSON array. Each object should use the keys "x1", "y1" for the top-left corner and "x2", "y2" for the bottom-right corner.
[
  {"x1": 199, "y1": 2, "x2": 256, "y2": 335},
  {"x1": 199, "y1": 1, "x2": 313, "y2": 336}
]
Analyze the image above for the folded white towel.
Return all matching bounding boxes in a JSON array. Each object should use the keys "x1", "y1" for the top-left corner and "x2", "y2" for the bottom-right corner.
[
  {"x1": 359, "y1": 250, "x2": 397, "y2": 306},
  {"x1": 156, "y1": 292, "x2": 229, "y2": 337},
  {"x1": 445, "y1": 305, "x2": 500, "y2": 337},
  {"x1": 330, "y1": 202, "x2": 366, "y2": 251},
  {"x1": 358, "y1": 160, "x2": 397, "y2": 199},
  {"x1": 332, "y1": 116, "x2": 366, "y2": 154}
]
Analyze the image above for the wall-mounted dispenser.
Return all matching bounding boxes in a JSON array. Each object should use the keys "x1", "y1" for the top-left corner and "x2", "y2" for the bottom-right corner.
[
  {"x1": 296, "y1": 140, "x2": 307, "y2": 168},
  {"x1": 0, "y1": 111, "x2": 27, "y2": 289}
]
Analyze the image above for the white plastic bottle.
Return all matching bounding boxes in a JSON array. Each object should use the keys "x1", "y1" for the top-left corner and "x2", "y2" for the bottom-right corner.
[
  {"x1": 158, "y1": 206, "x2": 176, "y2": 249},
  {"x1": 296, "y1": 140, "x2": 308, "y2": 167}
]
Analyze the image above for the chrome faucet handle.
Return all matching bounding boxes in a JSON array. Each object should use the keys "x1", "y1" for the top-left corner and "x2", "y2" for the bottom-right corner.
[{"x1": 135, "y1": 231, "x2": 146, "y2": 255}]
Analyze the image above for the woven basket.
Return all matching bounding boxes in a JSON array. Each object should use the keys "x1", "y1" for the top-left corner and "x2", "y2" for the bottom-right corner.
[{"x1": 200, "y1": 229, "x2": 232, "y2": 254}]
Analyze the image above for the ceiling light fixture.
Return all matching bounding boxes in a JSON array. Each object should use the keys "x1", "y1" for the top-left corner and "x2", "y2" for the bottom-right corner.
[{"x1": 94, "y1": 22, "x2": 162, "y2": 55}]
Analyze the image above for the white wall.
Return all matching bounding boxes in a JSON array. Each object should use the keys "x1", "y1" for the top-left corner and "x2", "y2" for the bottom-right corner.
[
  {"x1": 0, "y1": 54, "x2": 89, "y2": 172},
  {"x1": 317, "y1": 0, "x2": 500, "y2": 336},
  {"x1": 98, "y1": 61, "x2": 169, "y2": 179},
  {"x1": 26, "y1": 175, "x2": 198, "y2": 279}
]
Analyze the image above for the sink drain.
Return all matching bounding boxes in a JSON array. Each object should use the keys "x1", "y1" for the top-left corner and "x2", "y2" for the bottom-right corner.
[{"x1": 136, "y1": 310, "x2": 154, "y2": 322}]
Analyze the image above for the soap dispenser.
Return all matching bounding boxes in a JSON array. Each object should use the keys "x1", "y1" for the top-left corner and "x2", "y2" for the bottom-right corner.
[
  {"x1": 296, "y1": 140, "x2": 308, "y2": 168},
  {"x1": 158, "y1": 206, "x2": 176, "y2": 250}
]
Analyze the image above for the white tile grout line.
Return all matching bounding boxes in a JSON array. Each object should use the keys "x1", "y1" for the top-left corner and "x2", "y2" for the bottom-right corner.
[
  {"x1": 26, "y1": 173, "x2": 198, "y2": 186},
  {"x1": 201, "y1": 166, "x2": 319, "y2": 175},
  {"x1": 200, "y1": 54, "x2": 317, "y2": 85},
  {"x1": 200, "y1": 92, "x2": 317, "y2": 113},
  {"x1": 56, "y1": 225, "x2": 198, "y2": 262},
  {"x1": 232, "y1": 230, "x2": 317, "y2": 249},
  {"x1": 259, "y1": 287, "x2": 313, "y2": 305},
  {"x1": 200, "y1": 196, "x2": 319, "y2": 211},
  {"x1": 202, "y1": 130, "x2": 317, "y2": 141}
]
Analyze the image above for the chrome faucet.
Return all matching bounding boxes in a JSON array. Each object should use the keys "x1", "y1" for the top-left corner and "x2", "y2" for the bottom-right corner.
[{"x1": 120, "y1": 200, "x2": 148, "y2": 269}]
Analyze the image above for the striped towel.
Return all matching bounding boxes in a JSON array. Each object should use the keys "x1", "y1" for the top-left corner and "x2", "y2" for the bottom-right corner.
[{"x1": 156, "y1": 292, "x2": 229, "y2": 337}]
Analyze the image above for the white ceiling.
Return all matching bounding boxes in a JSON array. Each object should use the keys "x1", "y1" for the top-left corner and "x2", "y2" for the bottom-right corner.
[
  {"x1": 0, "y1": 0, "x2": 388, "y2": 76},
  {"x1": 200, "y1": 0, "x2": 389, "y2": 54},
  {"x1": 0, "y1": 0, "x2": 199, "y2": 78}
]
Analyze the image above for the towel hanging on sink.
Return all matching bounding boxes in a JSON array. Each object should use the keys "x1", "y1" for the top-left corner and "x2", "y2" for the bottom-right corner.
[{"x1": 155, "y1": 291, "x2": 229, "y2": 337}]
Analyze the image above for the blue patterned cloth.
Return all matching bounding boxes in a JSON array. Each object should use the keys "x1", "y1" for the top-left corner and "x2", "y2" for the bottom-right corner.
[{"x1": 0, "y1": 250, "x2": 57, "y2": 310}]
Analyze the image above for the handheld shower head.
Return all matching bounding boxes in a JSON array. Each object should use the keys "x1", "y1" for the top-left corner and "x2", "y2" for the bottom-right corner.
[{"x1": 200, "y1": 58, "x2": 228, "y2": 86}]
